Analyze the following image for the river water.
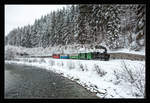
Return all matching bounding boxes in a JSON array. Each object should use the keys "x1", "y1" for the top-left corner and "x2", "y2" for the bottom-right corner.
[{"x1": 5, "y1": 63, "x2": 98, "y2": 99}]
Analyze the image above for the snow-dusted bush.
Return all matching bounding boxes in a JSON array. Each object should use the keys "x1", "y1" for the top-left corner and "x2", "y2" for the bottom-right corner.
[
  {"x1": 61, "y1": 62, "x2": 64, "y2": 67},
  {"x1": 32, "y1": 59, "x2": 38, "y2": 62},
  {"x1": 113, "y1": 61, "x2": 145, "y2": 97},
  {"x1": 5, "y1": 45, "x2": 30, "y2": 60},
  {"x1": 79, "y1": 63, "x2": 84, "y2": 71},
  {"x1": 57, "y1": 61, "x2": 64, "y2": 67},
  {"x1": 94, "y1": 64, "x2": 107, "y2": 77},
  {"x1": 115, "y1": 61, "x2": 135, "y2": 83},
  {"x1": 113, "y1": 70, "x2": 121, "y2": 85},
  {"x1": 84, "y1": 65, "x2": 88, "y2": 71},
  {"x1": 49, "y1": 60, "x2": 55, "y2": 66},
  {"x1": 40, "y1": 58, "x2": 46, "y2": 63},
  {"x1": 78, "y1": 63, "x2": 88, "y2": 71},
  {"x1": 5, "y1": 48, "x2": 15, "y2": 60},
  {"x1": 67, "y1": 61, "x2": 75, "y2": 70},
  {"x1": 28, "y1": 59, "x2": 32, "y2": 63},
  {"x1": 130, "y1": 41, "x2": 141, "y2": 51},
  {"x1": 5, "y1": 45, "x2": 17, "y2": 60}
]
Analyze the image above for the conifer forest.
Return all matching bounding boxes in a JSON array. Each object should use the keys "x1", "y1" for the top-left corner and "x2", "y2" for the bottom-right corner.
[{"x1": 5, "y1": 4, "x2": 145, "y2": 50}]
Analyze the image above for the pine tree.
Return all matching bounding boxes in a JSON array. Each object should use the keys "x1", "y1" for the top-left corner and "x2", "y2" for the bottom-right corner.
[
  {"x1": 131, "y1": 4, "x2": 146, "y2": 50},
  {"x1": 5, "y1": 4, "x2": 145, "y2": 51},
  {"x1": 77, "y1": 4, "x2": 93, "y2": 44}
]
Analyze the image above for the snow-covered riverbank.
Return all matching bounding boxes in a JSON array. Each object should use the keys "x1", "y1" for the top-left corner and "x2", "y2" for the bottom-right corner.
[{"x1": 5, "y1": 58, "x2": 145, "y2": 98}]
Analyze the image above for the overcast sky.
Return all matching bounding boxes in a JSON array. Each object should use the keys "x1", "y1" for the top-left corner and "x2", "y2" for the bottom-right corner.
[{"x1": 5, "y1": 5, "x2": 68, "y2": 36}]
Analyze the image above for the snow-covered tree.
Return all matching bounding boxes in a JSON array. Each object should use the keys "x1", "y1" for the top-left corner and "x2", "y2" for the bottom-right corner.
[
  {"x1": 5, "y1": 4, "x2": 145, "y2": 51},
  {"x1": 77, "y1": 4, "x2": 93, "y2": 44}
]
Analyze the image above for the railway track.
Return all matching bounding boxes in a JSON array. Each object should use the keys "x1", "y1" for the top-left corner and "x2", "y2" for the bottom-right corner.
[
  {"x1": 109, "y1": 53, "x2": 145, "y2": 61},
  {"x1": 26, "y1": 53, "x2": 145, "y2": 61},
  {"x1": 29, "y1": 56, "x2": 52, "y2": 58}
]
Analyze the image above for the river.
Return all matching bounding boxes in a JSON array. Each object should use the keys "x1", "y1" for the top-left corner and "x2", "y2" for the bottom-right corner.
[{"x1": 5, "y1": 63, "x2": 98, "y2": 99}]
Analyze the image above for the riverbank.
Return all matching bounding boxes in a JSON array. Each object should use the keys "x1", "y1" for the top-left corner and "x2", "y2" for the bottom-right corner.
[
  {"x1": 5, "y1": 58, "x2": 145, "y2": 98},
  {"x1": 5, "y1": 63, "x2": 99, "y2": 99}
]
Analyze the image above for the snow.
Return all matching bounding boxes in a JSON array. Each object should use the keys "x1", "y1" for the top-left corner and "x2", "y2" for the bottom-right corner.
[
  {"x1": 107, "y1": 48, "x2": 145, "y2": 55},
  {"x1": 5, "y1": 45, "x2": 145, "y2": 58},
  {"x1": 5, "y1": 45, "x2": 145, "y2": 98},
  {"x1": 5, "y1": 58, "x2": 145, "y2": 98}
]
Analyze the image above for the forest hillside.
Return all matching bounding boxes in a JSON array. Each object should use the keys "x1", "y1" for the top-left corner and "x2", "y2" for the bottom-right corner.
[{"x1": 5, "y1": 4, "x2": 145, "y2": 51}]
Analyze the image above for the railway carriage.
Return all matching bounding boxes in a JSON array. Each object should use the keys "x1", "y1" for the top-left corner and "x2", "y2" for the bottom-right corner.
[
  {"x1": 78, "y1": 53, "x2": 93, "y2": 60},
  {"x1": 78, "y1": 53, "x2": 86, "y2": 60},
  {"x1": 60, "y1": 54, "x2": 69, "y2": 59},
  {"x1": 86, "y1": 52, "x2": 92, "y2": 60},
  {"x1": 52, "y1": 54, "x2": 60, "y2": 59},
  {"x1": 69, "y1": 53, "x2": 79, "y2": 59}
]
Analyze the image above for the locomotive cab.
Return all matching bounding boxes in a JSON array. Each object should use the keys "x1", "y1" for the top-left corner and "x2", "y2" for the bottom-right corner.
[{"x1": 93, "y1": 45, "x2": 110, "y2": 61}]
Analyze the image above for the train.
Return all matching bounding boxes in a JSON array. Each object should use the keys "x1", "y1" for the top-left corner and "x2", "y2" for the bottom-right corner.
[{"x1": 52, "y1": 46, "x2": 110, "y2": 61}]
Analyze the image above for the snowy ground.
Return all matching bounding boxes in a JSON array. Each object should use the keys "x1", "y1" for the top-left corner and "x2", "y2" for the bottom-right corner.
[
  {"x1": 5, "y1": 58, "x2": 145, "y2": 98},
  {"x1": 5, "y1": 45, "x2": 145, "y2": 98},
  {"x1": 5, "y1": 45, "x2": 145, "y2": 58},
  {"x1": 107, "y1": 48, "x2": 145, "y2": 55}
]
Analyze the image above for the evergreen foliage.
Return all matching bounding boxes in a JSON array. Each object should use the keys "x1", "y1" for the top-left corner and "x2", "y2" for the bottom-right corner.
[{"x1": 5, "y1": 4, "x2": 145, "y2": 50}]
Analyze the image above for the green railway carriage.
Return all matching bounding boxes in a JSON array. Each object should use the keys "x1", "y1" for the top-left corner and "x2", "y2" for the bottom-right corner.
[
  {"x1": 70, "y1": 56, "x2": 78, "y2": 59},
  {"x1": 69, "y1": 53, "x2": 79, "y2": 59},
  {"x1": 78, "y1": 52, "x2": 93, "y2": 60},
  {"x1": 78, "y1": 53, "x2": 86, "y2": 59},
  {"x1": 86, "y1": 52, "x2": 92, "y2": 60}
]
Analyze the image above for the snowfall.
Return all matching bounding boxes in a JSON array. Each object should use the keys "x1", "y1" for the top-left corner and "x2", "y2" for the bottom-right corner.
[{"x1": 5, "y1": 45, "x2": 145, "y2": 98}]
